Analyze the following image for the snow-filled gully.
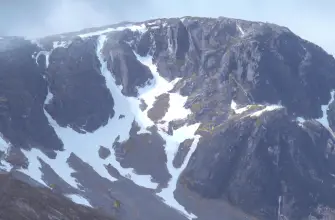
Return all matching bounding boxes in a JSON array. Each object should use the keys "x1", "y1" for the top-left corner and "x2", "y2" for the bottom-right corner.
[
  {"x1": 14, "y1": 26, "x2": 201, "y2": 219},
  {"x1": 297, "y1": 91, "x2": 335, "y2": 132}
]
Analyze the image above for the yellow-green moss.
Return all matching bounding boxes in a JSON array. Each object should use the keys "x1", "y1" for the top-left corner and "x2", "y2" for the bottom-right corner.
[
  {"x1": 0, "y1": 96, "x2": 7, "y2": 102},
  {"x1": 255, "y1": 118, "x2": 262, "y2": 127},
  {"x1": 191, "y1": 103, "x2": 202, "y2": 112}
]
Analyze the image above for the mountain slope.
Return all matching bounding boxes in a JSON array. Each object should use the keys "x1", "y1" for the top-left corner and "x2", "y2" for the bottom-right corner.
[
  {"x1": 0, "y1": 173, "x2": 113, "y2": 220},
  {"x1": 1, "y1": 16, "x2": 335, "y2": 220}
]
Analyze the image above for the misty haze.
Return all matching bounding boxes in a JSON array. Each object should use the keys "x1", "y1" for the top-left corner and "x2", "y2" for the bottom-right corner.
[{"x1": 0, "y1": 0, "x2": 335, "y2": 55}]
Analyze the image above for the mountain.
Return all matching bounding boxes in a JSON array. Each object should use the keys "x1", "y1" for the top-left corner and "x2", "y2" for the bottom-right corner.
[{"x1": 1, "y1": 16, "x2": 335, "y2": 220}]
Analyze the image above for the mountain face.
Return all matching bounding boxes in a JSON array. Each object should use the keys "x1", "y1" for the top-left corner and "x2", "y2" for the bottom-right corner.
[{"x1": 1, "y1": 16, "x2": 335, "y2": 220}]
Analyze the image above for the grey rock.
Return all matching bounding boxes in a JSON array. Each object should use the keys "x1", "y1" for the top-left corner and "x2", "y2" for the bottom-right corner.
[{"x1": 99, "y1": 145, "x2": 111, "y2": 160}]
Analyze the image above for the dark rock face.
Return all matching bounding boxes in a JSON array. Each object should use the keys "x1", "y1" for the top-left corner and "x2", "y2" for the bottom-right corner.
[
  {"x1": 4, "y1": 147, "x2": 28, "y2": 169},
  {"x1": 102, "y1": 32, "x2": 153, "y2": 97},
  {"x1": 173, "y1": 138, "x2": 193, "y2": 168},
  {"x1": 99, "y1": 145, "x2": 111, "y2": 159},
  {"x1": 0, "y1": 173, "x2": 114, "y2": 220},
  {"x1": 113, "y1": 122, "x2": 171, "y2": 185},
  {"x1": 179, "y1": 109, "x2": 335, "y2": 219},
  {"x1": 135, "y1": 17, "x2": 335, "y2": 122},
  {"x1": 67, "y1": 153, "x2": 188, "y2": 220},
  {"x1": 327, "y1": 94, "x2": 335, "y2": 131},
  {"x1": 39, "y1": 159, "x2": 77, "y2": 195},
  {"x1": 0, "y1": 37, "x2": 63, "y2": 152},
  {"x1": 147, "y1": 93, "x2": 170, "y2": 122},
  {"x1": 45, "y1": 37, "x2": 115, "y2": 133},
  {"x1": 237, "y1": 30, "x2": 335, "y2": 118}
]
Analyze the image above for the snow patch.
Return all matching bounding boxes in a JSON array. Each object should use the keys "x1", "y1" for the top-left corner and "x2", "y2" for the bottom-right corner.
[
  {"x1": 33, "y1": 39, "x2": 70, "y2": 69},
  {"x1": 230, "y1": 100, "x2": 250, "y2": 114},
  {"x1": 26, "y1": 36, "x2": 157, "y2": 188},
  {"x1": 231, "y1": 100, "x2": 282, "y2": 117},
  {"x1": 23, "y1": 28, "x2": 199, "y2": 218},
  {"x1": 296, "y1": 91, "x2": 335, "y2": 132},
  {"x1": 135, "y1": 54, "x2": 188, "y2": 129},
  {"x1": 157, "y1": 126, "x2": 200, "y2": 219},
  {"x1": 22, "y1": 34, "x2": 160, "y2": 190},
  {"x1": 33, "y1": 51, "x2": 50, "y2": 68},
  {"x1": 53, "y1": 41, "x2": 70, "y2": 48},
  {"x1": 0, "y1": 135, "x2": 12, "y2": 172},
  {"x1": 162, "y1": 93, "x2": 190, "y2": 123},
  {"x1": 249, "y1": 105, "x2": 283, "y2": 118},
  {"x1": 296, "y1": 117, "x2": 306, "y2": 127},
  {"x1": 65, "y1": 194, "x2": 92, "y2": 207},
  {"x1": 236, "y1": 24, "x2": 245, "y2": 36},
  {"x1": 135, "y1": 53, "x2": 200, "y2": 219},
  {"x1": 78, "y1": 24, "x2": 147, "y2": 38},
  {"x1": 278, "y1": 196, "x2": 283, "y2": 219},
  {"x1": 317, "y1": 90, "x2": 335, "y2": 129},
  {"x1": 0, "y1": 135, "x2": 9, "y2": 153},
  {"x1": 147, "y1": 20, "x2": 162, "y2": 26}
]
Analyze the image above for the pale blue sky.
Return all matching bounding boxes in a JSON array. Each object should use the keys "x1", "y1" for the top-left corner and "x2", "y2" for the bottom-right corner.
[{"x1": 1, "y1": 0, "x2": 334, "y2": 54}]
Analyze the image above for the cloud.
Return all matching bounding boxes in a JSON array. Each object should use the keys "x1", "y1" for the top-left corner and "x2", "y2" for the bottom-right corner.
[
  {"x1": 1, "y1": 0, "x2": 335, "y2": 55},
  {"x1": 5, "y1": 0, "x2": 116, "y2": 38}
]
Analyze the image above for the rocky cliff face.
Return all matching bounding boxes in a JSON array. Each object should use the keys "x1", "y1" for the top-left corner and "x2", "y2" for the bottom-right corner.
[{"x1": 1, "y1": 16, "x2": 335, "y2": 220}]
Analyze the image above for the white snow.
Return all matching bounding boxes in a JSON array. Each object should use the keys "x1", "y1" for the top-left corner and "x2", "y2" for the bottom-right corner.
[
  {"x1": 18, "y1": 149, "x2": 44, "y2": 186},
  {"x1": 295, "y1": 91, "x2": 335, "y2": 131},
  {"x1": 278, "y1": 196, "x2": 282, "y2": 219},
  {"x1": 230, "y1": 100, "x2": 250, "y2": 114},
  {"x1": 156, "y1": 127, "x2": 200, "y2": 219},
  {"x1": 231, "y1": 100, "x2": 283, "y2": 118},
  {"x1": 41, "y1": 34, "x2": 156, "y2": 189},
  {"x1": 19, "y1": 91, "x2": 79, "y2": 188},
  {"x1": 136, "y1": 56, "x2": 180, "y2": 109},
  {"x1": 65, "y1": 194, "x2": 92, "y2": 207},
  {"x1": 134, "y1": 54, "x2": 201, "y2": 219},
  {"x1": 162, "y1": 93, "x2": 190, "y2": 123},
  {"x1": 249, "y1": 105, "x2": 283, "y2": 118},
  {"x1": 78, "y1": 24, "x2": 147, "y2": 38},
  {"x1": 33, "y1": 51, "x2": 50, "y2": 67},
  {"x1": 147, "y1": 20, "x2": 162, "y2": 26},
  {"x1": 21, "y1": 32, "x2": 160, "y2": 190},
  {"x1": 33, "y1": 39, "x2": 70, "y2": 69},
  {"x1": 21, "y1": 25, "x2": 200, "y2": 218},
  {"x1": 0, "y1": 135, "x2": 9, "y2": 153},
  {"x1": 296, "y1": 117, "x2": 306, "y2": 127},
  {"x1": 317, "y1": 90, "x2": 335, "y2": 129},
  {"x1": 236, "y1": 24, "x2": 245, "y2": 36},
  {"x1": 0, "y1": 136, "x2": 12, "y2": 172},
  {"x1": 53, "y1": 41, "x2": 69, "y2": 48}
]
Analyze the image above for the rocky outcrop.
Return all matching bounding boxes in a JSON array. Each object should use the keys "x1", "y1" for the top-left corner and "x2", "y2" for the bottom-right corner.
[
  {"x1": 0, "y1": 37, "x2": 63, "y2": 152},
  {"x1": 102, "y1": 31, "x2": 153, "y2": 97},
  {"x1": 45, "y1": 37, "x2": 115, "y2": 133},
  {"x1": 179, "y1": 108, "x2": 335, "y2": 219},
  {"x1": 173, "y1": 139, "x2": 193, "y2": 169},
  {"x1": 113, "y1": 122, "x2": 171, "y2": 186},
  {"x1": 99, "y1": 145, "x2": 111, "y2": 159},
  {"x1": 147, "y1": 93, "x2": 170, "y2": 122},
  {"x1": 0, "y1": 173, "x2": 114, "y2": 220}
]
